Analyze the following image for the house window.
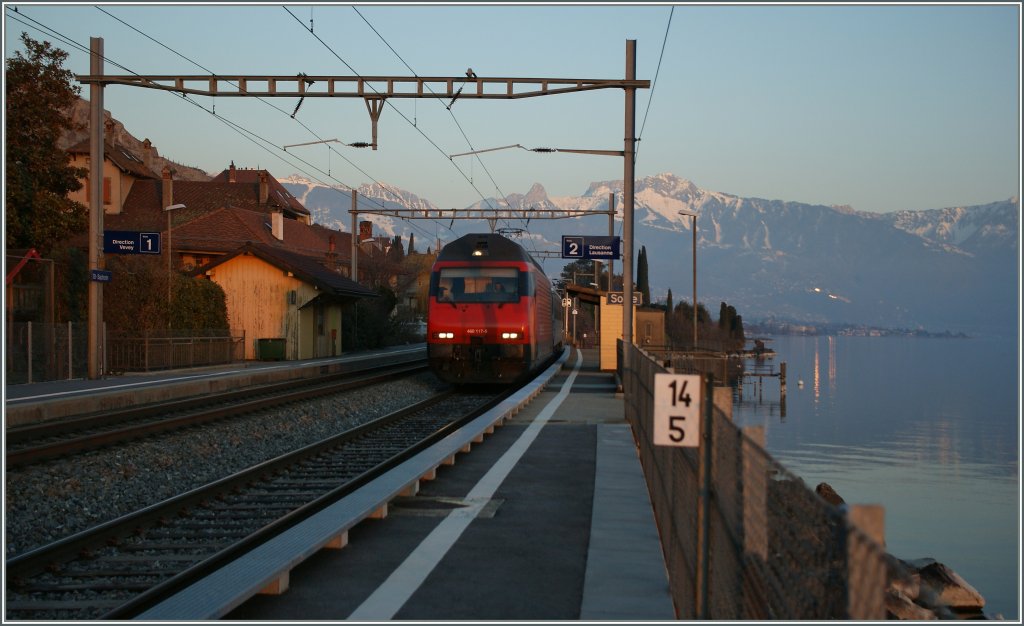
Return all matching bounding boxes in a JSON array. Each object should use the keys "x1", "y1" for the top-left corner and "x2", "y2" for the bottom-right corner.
[{"x1": 84, "y1": 177, "x2": 113, "y2": 204}]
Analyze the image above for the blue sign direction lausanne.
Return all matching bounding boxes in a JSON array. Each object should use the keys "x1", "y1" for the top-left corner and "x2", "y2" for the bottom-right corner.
[
  {"x1": 104, "y1": 231, "x2": 161, "y2": 255},
  {"x1": 561, "y1": 235, "x2": 621, "y2": 260}
]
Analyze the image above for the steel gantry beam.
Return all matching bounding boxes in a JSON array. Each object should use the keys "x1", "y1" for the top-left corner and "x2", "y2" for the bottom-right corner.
[
  {"x1": 74, "y1": 72, "x2": 649, "y2": 153},
  {"x1": 73, "y1": 74, "x2": 650, "y2": 100},
  {"x1": 352, "y1": 207, "x2": 614, "y2": 221}
]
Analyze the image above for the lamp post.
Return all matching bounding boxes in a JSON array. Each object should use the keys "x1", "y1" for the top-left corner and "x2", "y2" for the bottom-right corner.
[
  {"x1": 283, "y1": 140, "x2": 375, "y2": 285},
  {"x1": 165, "y1": 203, "x2": 186, "y2": 326},
  {"x1": 678, "y1": 209, "x2": 697, "y2": 349}
]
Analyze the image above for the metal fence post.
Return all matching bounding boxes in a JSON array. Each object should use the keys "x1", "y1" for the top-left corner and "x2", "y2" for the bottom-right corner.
[
  {"x1": 27, "y1": 321, "x2": 33, "y2": 384},
  {"x1": 695, "y1": 372, "x2": 714, "y2": 618},
  {"x1": 102, "y1": 321, "x2": 107, "y2": 377}
]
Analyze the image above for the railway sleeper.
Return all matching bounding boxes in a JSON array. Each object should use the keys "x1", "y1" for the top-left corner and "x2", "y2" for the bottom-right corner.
[
  {"x1": 15, "y1": 581, "x2": 160, "y2": 592},
  {"x1": 5, "y1": 599, "x2": 126, "y2": 611},
  {"x1": 223, "y1": 492, "x2": 322, "y2": 501},
  {"x1": 119, "y1": 542, "x2": 226, "y2": 553},
  {"x1": 53, "y1": 566, "x2": 193, "y2": 578},
  {"x1": 74, "y1": 553, "x2": 206, "y2": 564},
  {"x1": 260, "y1": 481, "x2": 344, "y2": 490},
  {"x1": 168, "y1": 513, "x2": 265, "y2": 524},
  {"x1": 142, "y1": 528, "x2": 257, "y2": 539},
  {"x1": 198, "y1": 504, "x2": 296, "y2": 513}
]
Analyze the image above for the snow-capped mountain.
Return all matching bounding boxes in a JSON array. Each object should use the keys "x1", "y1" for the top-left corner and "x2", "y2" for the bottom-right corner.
[
  {"x1": 282, "y1": 173, "x2": 1019, "y2": 333},
  {"x1": 281, "y1": 177, "x2": 441, "y2": 238},
  {"x1": 881, "y1": 201, "x2": 1019, "y2": 257}
]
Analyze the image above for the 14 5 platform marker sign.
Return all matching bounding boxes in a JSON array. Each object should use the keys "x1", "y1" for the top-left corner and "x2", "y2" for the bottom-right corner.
[{"x1": 653, "y1": 373, "x2": 701, "y2": 447}]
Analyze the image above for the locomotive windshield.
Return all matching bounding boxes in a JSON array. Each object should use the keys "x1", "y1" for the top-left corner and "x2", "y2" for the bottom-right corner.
[{"x1": 436, "y1": 267, "x2": 520, "y2": 303}]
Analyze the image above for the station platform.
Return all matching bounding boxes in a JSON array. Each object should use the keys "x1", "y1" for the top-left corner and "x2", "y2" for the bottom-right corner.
[
  {"x1": 225, "y1": 346, "x2": 675, "y2": 621},
  {"x1": 3, "y1": 344, "x2": 426, "y2": 427}
]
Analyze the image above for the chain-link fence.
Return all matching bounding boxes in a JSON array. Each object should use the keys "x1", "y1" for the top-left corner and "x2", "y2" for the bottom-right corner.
[
  {"x1": 621, "y1": 341, "x2": 887, "y2": 619},
  {"x1": 5, "y1": 323, "x2": 245, "y2": 384},
  {"x1": 4, "y1": 321, "x2": 89, "y2": 384}
]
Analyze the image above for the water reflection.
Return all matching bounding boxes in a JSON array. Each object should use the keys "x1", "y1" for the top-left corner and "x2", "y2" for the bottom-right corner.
[
  {"x1": 732, "y1": 334, "x2": 1019, "y2": 619},
  {"x1": 813, "y1": 338, "x2": 821, "y2": 402},
  {"x1": 809, "y1": 336, "x2": 838, "y2": 404}
]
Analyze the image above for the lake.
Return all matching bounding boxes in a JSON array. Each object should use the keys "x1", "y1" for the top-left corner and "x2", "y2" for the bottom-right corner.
[{"x1": 732, "y1": 333, "x2": 1020, "y2": 620}]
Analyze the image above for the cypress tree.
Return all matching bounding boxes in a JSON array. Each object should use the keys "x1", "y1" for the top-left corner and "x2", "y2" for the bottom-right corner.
[
  {"x1": 665, "y1": 288, "x2": 674, "y2": 341},
  {"x1": 637, "y1": 245, "x2": 651, "y2": 306}
]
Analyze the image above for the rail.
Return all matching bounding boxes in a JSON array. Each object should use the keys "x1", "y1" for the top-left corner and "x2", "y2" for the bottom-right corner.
[{"x1": 618, "y1": 340, "x2": 887, "y2": 619}]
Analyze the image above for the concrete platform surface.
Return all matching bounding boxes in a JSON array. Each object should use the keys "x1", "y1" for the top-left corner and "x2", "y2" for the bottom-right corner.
[{"x1": 224, "y1": 347, "x2": 675, "y2": 621}]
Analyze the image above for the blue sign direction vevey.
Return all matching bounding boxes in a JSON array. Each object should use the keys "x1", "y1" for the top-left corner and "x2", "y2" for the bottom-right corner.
[
  {"x1": 561, "y1": 235, "x2": 620, "y2": 260},
  {"x1": 104, "y1": 231, "x2": 161, "y2": 254}
]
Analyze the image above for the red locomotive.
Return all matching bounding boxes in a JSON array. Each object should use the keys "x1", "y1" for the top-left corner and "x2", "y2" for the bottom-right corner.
[{"x1": 427, "y1": 233, "x2": 564, "y2": 384}]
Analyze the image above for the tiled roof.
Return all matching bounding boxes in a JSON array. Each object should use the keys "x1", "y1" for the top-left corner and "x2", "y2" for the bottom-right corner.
[
  {"x1": 65, "y1": 157, "x2": 372, "y2": 272},
  {"x1": 191, "y1": 242, "x2": 377, "y2": 299},
  {"x1": 171, "y1": 206, "x2": 355, "y2": 261},
  {"x1": 67, "y1": 139, "x2": 159, "y2": 180},
  {"x1": 210, "y1": 166, "x2": 310, "y2": 217},
  {"x1": 122, "y1": 176, "x2": 308, "y2": 220},
  {"x1": 98, "y1": 182, "x2": 370, "y2": 270}
]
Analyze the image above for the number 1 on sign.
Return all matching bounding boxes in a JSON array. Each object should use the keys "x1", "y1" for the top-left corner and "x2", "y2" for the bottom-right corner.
[{"x1": 653, "y1": 373, "x2": 701, "y2": 447}]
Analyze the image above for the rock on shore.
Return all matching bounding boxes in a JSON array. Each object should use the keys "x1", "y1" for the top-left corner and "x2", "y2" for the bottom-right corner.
[
  {"x1": 884, "y1": 556, "x2": 989, "y2": 620},
  {"x1": 814, "y1": 483, "x2": 994, "y2": 620}
]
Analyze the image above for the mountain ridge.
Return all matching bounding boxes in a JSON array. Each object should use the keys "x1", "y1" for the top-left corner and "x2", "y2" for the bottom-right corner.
[{"x1": 282, "y1": 173, "x2": 1018, "y2": 333}]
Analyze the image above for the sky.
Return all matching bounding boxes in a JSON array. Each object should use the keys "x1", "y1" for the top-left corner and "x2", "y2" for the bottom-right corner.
[{"x1": 3, "y1": 2, "x2": 1021, "y2": 216}]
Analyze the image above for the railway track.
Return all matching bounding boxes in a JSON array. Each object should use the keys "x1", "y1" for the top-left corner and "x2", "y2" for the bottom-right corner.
[
  {"x1": 5, "y1": 358, "x2": 428, "y2": 468},
  {"x1": 5, "y1": 388, "x2": 506, "y2": 621}
]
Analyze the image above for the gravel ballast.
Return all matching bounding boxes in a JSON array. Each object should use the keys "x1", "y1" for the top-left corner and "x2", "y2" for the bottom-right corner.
[{"x1": 5, "y1": 373, "x2": 449, "y2": 559}]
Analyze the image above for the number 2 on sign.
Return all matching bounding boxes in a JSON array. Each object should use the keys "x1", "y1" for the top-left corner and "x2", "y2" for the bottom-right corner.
[{"x1": 654, "y1": 373, "x2": 700, "y2": 447}]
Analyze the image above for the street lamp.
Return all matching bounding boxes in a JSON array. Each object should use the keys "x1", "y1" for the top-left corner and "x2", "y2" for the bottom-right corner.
[
  {"x1": 165, "y1": 203, "x2": 186, "y2": 326},
  {"x1": 678, "y1": 209, "x2": 698, "y2": 350}
]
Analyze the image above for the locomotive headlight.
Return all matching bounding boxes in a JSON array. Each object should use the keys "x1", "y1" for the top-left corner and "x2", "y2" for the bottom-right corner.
[
  {"x1": 502, "y1": 332, "x2": 520, "y2": 340},
  {"x1": 437, "y1": 332, "x2": 454, "y2": 339}
]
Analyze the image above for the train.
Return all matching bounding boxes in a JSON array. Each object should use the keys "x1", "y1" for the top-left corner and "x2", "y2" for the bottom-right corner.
[{"x1": 427, "y1": 233, "x2": 564, "y2": 384}]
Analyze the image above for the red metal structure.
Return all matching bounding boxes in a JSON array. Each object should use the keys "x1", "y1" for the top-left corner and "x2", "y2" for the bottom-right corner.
[
  {"x1": 5, "y1": 248, "x2": 42, "y2": 285},
  {"x1": 427, "y1": 234, "x2": 563, "y2": 384}
]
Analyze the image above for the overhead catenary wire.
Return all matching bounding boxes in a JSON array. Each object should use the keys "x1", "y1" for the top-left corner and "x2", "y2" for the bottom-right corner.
[
  {"x1": 614, "y1": 5, "x2": 674, "y2": 245},
  {"x1": 9, "y1": 5, "x2": 447, "y2": 244},
  {"x1": 283, "y1": 6, "x2": 518, "y2": 239},
  {"x1": 636, "y1": 5, "x2": 674, "y2": 164},
  {"x1": 92, "y1": 7, "x2": 417, "y2": 214},
  {"x1": 286, "y1": 6, "x2": 528, "y2": 249},
  {"x1": 356, "y1": 4, "x2": 585, "y2": 255},
  {"x1": 354, "y1": 5, "x2": 561, "y2": 246}
]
